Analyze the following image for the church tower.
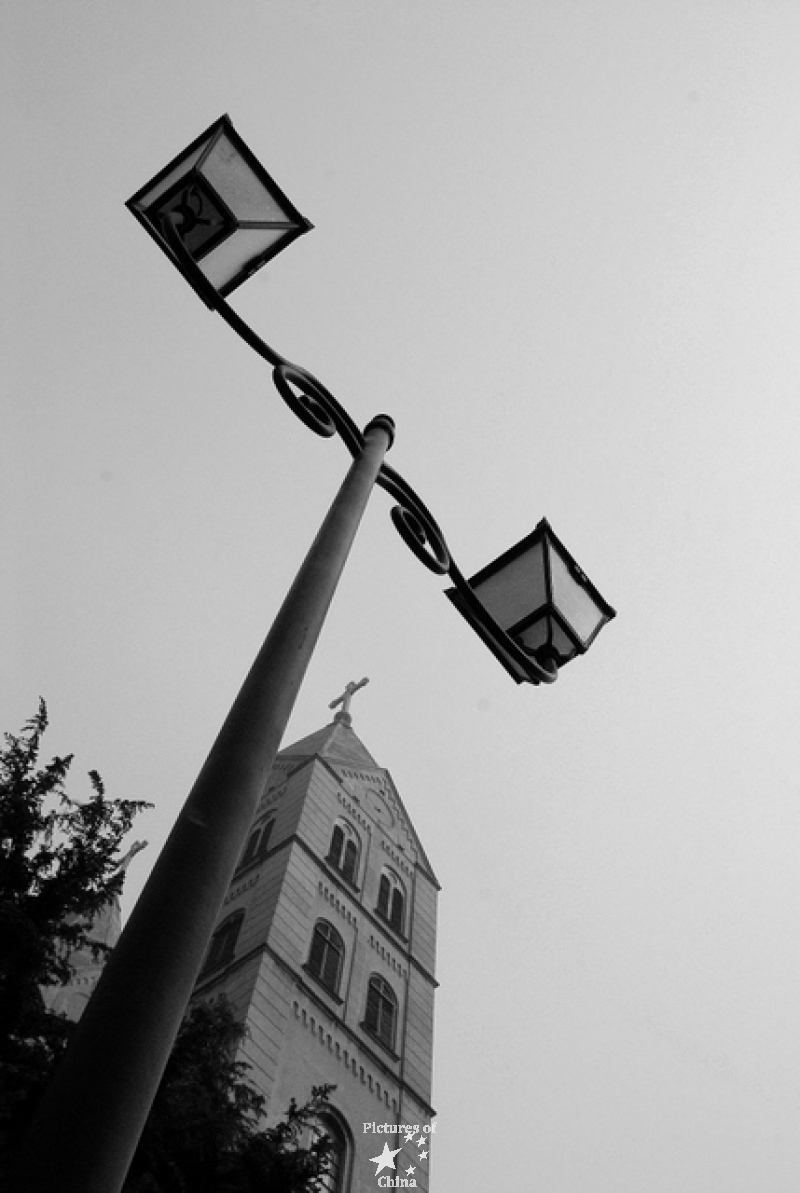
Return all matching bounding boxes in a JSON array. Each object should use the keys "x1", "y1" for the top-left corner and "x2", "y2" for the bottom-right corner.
[{"x1": 192, "y1": 686, "x2": 439, "y2": 1191}]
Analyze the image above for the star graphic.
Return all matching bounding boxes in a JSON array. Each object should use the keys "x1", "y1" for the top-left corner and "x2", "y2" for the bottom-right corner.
[
  {"x1": 404, "y1": 1131, "x2": 416, "y2": 1143},
  {"x1": 418, "y1": 1149, "x2": 429, "y2": 1160},
  {"x1": 405, "y1": 1165, "x2": 417, "y2": 1176},
  {"x1": 370, "y1": 1143, "x2": 402, "y2": 1175},
  {"x1": 416, "y1": 1134, "x2": 426, "y2": 1146}
]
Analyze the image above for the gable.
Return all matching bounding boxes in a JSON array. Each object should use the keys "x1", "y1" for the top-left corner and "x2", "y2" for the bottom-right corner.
[
  {"x1": 275, "y1": 720, "x2": 439, "y2": 888},
  {"x1": 322, "y1": 759, "x2": 439, "y2": 889}
]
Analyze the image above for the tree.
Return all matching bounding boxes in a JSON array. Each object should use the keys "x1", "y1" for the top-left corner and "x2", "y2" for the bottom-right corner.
[
  {"x1": 0, "y1": 699, "x2": 151, "y2": 1157},
  {"x1": 0, "y1": 705, "x2": 337, "y2": 1191},
  {"x1": 123, "y1": 1000, "x2": 335, "y2": 1193}
]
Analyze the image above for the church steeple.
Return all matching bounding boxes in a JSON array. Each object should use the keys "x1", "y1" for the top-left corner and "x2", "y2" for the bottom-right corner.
[
  {"x1": 193, "y1": 695, "x2": 439, "y2": 1192},
  {"x1": 278, "y1": 716, "x2": 379, "y2": 769},
  {"x1": 272, "y1": 679, "x2": 379, "y2": 769}
]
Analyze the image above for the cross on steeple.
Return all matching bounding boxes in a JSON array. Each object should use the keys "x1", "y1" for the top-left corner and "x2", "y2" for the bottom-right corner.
[{"x1": 329, "y1": 677, "x2": 369, "y2": 725}]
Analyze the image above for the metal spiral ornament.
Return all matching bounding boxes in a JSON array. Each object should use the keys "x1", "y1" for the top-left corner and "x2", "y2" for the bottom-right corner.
[
  {"x1": 376, "y1": 465, "x2": 451, "y2": 576},
  {"x1": 272, "y1": 363, "x2": 363, "y2": 455},
  {"x1": 161, "y1": 217, "x2": 366, "y2": 456}
]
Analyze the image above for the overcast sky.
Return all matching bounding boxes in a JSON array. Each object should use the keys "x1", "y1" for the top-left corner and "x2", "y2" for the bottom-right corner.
[{"x1": 5, "y1": 2, "x2": 800, "y2": 1190}]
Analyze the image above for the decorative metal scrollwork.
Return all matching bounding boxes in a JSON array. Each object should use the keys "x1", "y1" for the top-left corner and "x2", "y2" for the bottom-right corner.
[
  {"x1": 161, "y1": 217, "x2": 365, "y2": 457},
  {"x1": 160, "y1": 218, "x2": 557, "y2": 684},
  {"x1": 272, "y1": 364, "x2": 363, "y2": 455},
  {"x1": 377, "y1": 465, "x2": 450, "y2": 576}
]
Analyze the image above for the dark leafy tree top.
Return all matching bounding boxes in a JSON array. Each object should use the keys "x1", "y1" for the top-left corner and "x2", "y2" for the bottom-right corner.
[
  {"x1": 0, "y1": 705, "x2": 338, "y2": 1192},
  {"x1": 0, "y1": 700, "x2": 151, "y2": 1033},
  {"x1": 123, "y1": 999, "x2": 336, "y2": 1193}
]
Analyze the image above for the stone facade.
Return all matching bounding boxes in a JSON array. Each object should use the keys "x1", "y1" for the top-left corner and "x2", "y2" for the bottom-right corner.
[{"x1": 193, "y1": 717, "x2": 439, "y2": 1193}]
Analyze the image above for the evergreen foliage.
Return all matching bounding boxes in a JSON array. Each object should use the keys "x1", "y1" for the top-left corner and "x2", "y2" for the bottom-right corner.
[
  {"x1": 0, "y1": 704, "x2": 336, "y2": 1191},
  {"x1": 0, "y1": 699, "x2": 151, "y2": 1155},
  {"x1": 124, "y1": 1000, "x2": 335, "y2": 1193}
]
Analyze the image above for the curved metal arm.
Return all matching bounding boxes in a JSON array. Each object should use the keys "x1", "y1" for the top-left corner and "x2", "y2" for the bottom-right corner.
[{"x1": 160, "y1": 218, "x2": 557, "y2": 685}]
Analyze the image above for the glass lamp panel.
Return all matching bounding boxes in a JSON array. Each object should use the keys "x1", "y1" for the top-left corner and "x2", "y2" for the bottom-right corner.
[
  {"x1": 153, "y1": 176, "x2": 236, "y2": 260},
  {"x1": 199, "y1": 227, "x2": 293, "y2": 290},
  {"x1": 552, "y1": 620, "x2": 577, "y2": 660},
  {"x1": 548, "y1": 542, "x2": 608, "y2": 645},
  {"x1": 517, "y1": 616, "x2": 576, "y2": 662},
  {"x1": 514, "y1": 615, "x2": 549, "y2": 654},
  {"x1": 131, "y1": 140, "x2": 216, "y2": 213},
  {"x1": 201, "y1": 133, "x2": 295, "y2": 222},
  {"x1": 445, "y1": 583, "x2": 540, "y2": 682},
  {"x1": 470, "y1": 539, "x2": 547, "y2": 632}
]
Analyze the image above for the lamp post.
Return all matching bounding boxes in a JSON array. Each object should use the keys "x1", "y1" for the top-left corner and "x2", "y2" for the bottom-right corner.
[{"x1": 11, "y1": 115, "x2": 615, "y2": 1193}]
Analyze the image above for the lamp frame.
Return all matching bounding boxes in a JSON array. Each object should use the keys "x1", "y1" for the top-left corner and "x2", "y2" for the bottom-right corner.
[
  {"x1": 446, "y1": 518, "x2": 616, "y2": 683},
  {"x1": 125, "y1": 114, "x2": 312, "y2": 299}
]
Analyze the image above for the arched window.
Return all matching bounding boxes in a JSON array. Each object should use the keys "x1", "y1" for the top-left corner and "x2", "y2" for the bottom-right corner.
[
  {"x1": 316, "y1": 1113, "x2": 350, "y2": 1192},
  {"x1": 342, "y1": 839, "x2": 358, "y2": 885},
  {"x1": 329, "y1": 824, "x2": 344, "y2": 866},
  {"x1": 305, "y1": 1110, "x2": 352, "y2": 1193},
  {"x1": 202, "y1": 910, "x2": 244, "y2": 974},
  {"x1": 306, "y1": 920, "x2": 345, "y2": 996},
  {"x1": 238, "y1": 817, "x2": 275, "y2": 870},
  {"x1": 376, "y1": 869, "x2": 405, "y2": 935},
  {"x1": 363, "y1": 975, "x2": 398, "y2": 1051},
  {"x1": 327, "y1": 820, "x2": 360, "y2": 887}
]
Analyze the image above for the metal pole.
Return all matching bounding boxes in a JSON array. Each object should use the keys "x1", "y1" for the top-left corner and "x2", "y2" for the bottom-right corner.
[{"x1": 10, "y1": 414, "x2": 395, "y2": 1193}]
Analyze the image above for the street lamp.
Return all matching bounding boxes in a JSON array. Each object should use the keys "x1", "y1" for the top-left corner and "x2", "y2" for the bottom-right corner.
[
  {"x1": 446, "y1": 518, "x2": 616, "y2": 683},
  {"x1": 125, "y1": 115, "x2": 615, "y2": 682},
  {"x1": 126, "y1": 114, "x2": 313, "y2": 301},
  {"x1": 12, "y1": 115, "x2": 615, "y2": 1193}
]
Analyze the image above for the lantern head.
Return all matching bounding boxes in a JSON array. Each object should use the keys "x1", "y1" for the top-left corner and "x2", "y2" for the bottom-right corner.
[
  {"x1": 126, "y1": 115, "x2": 312, "y2": 298},
  {"x1": 446, "y1": 519, "x2": 615, "y2": 683}
]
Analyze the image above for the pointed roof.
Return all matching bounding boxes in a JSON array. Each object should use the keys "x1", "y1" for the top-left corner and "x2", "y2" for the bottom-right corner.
[
  {"x1": 278, "y1": 717, "x2": 439, "y2": 888},
  {"x1": 278, "y1": 718, "x2": 380, "y2": 768}
]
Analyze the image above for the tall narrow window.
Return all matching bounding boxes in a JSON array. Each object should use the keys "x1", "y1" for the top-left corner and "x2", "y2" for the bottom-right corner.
[
  {"x1": 306, "y1": 1112, "x2": 350, "y2": 1193},
  {"x1": 377, "y1": 874, "x2": 391, "y2": 919},
  {"x1": 328, "y1": 824, "x2": 345, "y2": 868},
  {"x1": 241, "y1": 828, "x2": 261, "y2": 867},
  {"x1": 327, "y1": 820, "x2": 360, "y2": 888},
  {"x1": 363, "y1": 975, "x2": 397, "y2": 1051},
  {"x1": 342, "y1": 839, "x2": 358, "y2": 885},
  {"x1": 238, "y1": 818, "x2": 274, "y2": 870},
  {"x1": 376, "y1": 869, "x2": 405, "y2": 936},
  {"x1": 389, "y1": 887, "x2": 404, "y2": 934},
  {"x1": 320, "y1": 1137, "x2": 344, "y2": 1193},
  {"x1": 259, "y1": 818, "x2": 274, "y2": 855},
  {"x1": 307, "y1": 920, "x2": 344, "y2": 995},
  {"x1": 202, "y1": 911, "x2": 244, "y2": 974}
]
